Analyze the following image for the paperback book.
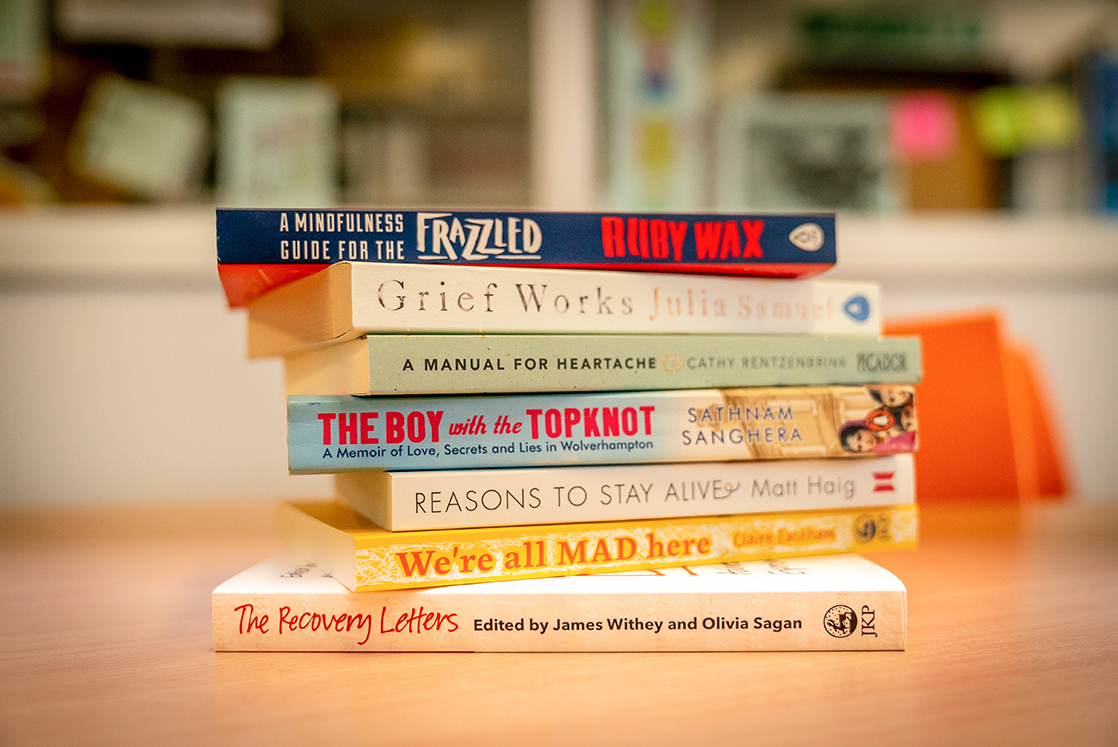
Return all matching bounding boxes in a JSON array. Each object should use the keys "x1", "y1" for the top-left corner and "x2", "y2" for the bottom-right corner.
[
  {"x1": 285, "y1": 333, "x2": 921, "y2": 395},
  {"x1": 247, "y1": 262, "x2": 881, "y2": 357},
  {"x1": 278, "y1": 500, "x2": 918, "y2": 592},
  {"x1": 217, "y1": 208, "x2": 837, "y2": 306},
  {"x1": 288, "y1": 385, "x2": 917, "y2": 473},
  {"x1": 213, "y1": 554, "x2": 906, "y2": 652},
  {"x1": 336, "y1": 453, "x2": 915, "y2": 531}
]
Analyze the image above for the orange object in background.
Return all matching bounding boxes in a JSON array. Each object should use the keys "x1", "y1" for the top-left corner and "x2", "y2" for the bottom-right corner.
[{"x1": 885, "y1": 311, "x2": 1069, "y2": 502}]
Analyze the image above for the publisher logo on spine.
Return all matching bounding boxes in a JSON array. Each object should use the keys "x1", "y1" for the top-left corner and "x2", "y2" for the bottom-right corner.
[
  {"x1": 857, "y1": 351, "x2": 906, "y2": 373},
  {"x1": 789, "y1": 223, "x2": 825, "y2": 252},
  {"x1": 661, "y1": 354, "x2": 684, "y2": 373},
  {"x1": 842, "y1": 295, "x2": 871, "y2": 322},
  {"x1": 823, "y1": 605, "x2": 858, "y2": 638},
  {"x1": 853, "y1": 514, "x2": 878, "y2": 543}
]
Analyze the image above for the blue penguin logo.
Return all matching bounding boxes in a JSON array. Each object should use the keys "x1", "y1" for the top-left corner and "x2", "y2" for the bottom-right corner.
[{"x1": 843, "y1": 295, "x2": 871, "y2": 322}]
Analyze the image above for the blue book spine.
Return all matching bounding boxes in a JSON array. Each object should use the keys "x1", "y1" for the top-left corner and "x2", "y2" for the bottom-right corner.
[
  {"x1": 217, "y1": 209, "x2": 836, "y2": 306},
  {"x1": 288, "y1": 386, "x2": 917, "y2": 474}
]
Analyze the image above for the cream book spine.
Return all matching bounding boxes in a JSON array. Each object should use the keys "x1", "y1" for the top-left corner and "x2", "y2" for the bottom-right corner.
[
  {"x1": 213, "y1": 554, "x2": 906, "y2": 652},
  {"x1": 247, "y1": 262, "x2": 882, "y2": 356},
  {"x1": 336, "y1": 454, "x2": 915, "y2": 531}
]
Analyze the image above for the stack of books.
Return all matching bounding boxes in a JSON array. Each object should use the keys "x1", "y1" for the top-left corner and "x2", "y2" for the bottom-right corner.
[{"x1": 212, "y1": 208, "x2": 920, "y2": 652}]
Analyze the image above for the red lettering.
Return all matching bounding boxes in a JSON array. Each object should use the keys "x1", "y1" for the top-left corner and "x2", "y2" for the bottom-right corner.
[
  {"x1": 545, "y1": 409, "x2": 562, "y2": 438},
  {"x1": 583, "y1": 407, "x2": 600, "y2": 437},
  {"x1": 646, "y1": 531, "x2": 711, "y2": 558},
  {"x1": 668, "y1": 221, "x2": 687, "y2": 261},
  {"x1": 601, "y1": 216, "x2": 625, "y2": 258},
  {"x1": 650, "y1": 219, "x2": 669, "y2": 258},
  {"x1": 694, "y1": 222, "x2": 722, "y2": 260},
  {"x1": 318, "y1": 413, "x2": 336, "y2": 444},
  {"x1": 386, "y1": 412, "x2": 405, "y2": 443},
  {"x1": 557, "y1": 539, "x2": 588, "y2": 564},
  {"x1": 394, "y1": 550, "x2": 435, "y2": 576},
  {"x1": 360, "y1": 412, "x2": 378, "y2": 444},
  {"x1": 433, "y1": 555, "x2": 453, "y2": 575},
  {"x1": 235, "y1": 603, "x2": 268, "y2": 635},
  {"x1": 602, "y1": 407, "x2": 620, "y2": 437},
  {"x1": 338, "y1": 413, "x2": 358, "y2": 444},
  {"x1": 564, "y1": 407, "x2": 581, "y2": 438},
  {"x1": 627, "y1": 218, "x2": 640, "y2": 257},
  {"x1": 526, "y1": 408, "x2": 543, "y2": 438},
  {"x1": 719, "y1": 221, "x2": 741, "y2": 259},
  {"x1": 590, "y1": 539, "x2": 613, "y2": 562},
  {"x1": 621, "y1": 407, "x2": 638, "y2": 435},
  {"x1": 741, "y1": 220, "x2": 764, "y2": 258},
  {"x1": 426, "y1": 410, "x2": 443, "y2": 442},
  {"x1": 640, "y1": 405, "x2": 655, "y2": 434},
  {"x1": 381, "y1": 605, "x2": 459, "y2": 635},
  {"x1": 407, "y1": 411, "x2": 426, "y2": 442}
]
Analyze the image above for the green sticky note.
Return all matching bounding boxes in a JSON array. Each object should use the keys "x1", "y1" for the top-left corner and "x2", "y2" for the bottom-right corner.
[{"x1": 973, "y1": 86, "x2": 1024, "y2": 156}]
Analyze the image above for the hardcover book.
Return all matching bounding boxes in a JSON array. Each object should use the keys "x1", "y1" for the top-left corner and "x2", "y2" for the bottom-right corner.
[
  {"x1": 288, "y1": 385, "x2": 917, "y2": 473},
  {"x1": 213, "y1": 554, "x2": 906, "y2": 652},
  {"x1": 217, "y1": 208, "x2": 836, "y2": 306},
  {"x1": 285, "y1": 333, "x2": 921, "y2": 395},
  {"x1": 336, "y1": 454, "x2": 915, "y2": 531},
  {"x1": 278, "y1": 500, "x2": 917, "y2": 592},
  {"x1": 248, "y1": 262, "x2": 881, "y2": 357}
]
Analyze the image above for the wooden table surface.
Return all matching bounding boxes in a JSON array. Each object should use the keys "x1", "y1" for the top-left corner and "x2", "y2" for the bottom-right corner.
[{"x1": 1, "y1": 499, "x2": 1116, "y2": 746}]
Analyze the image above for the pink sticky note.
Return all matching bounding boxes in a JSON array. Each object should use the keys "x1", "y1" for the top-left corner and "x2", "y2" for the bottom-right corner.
[{"x1": 890, "y1": 93, "x2": 958, "y2": 161}]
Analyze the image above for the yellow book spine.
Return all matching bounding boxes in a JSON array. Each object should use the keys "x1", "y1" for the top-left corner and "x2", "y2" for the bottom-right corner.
[{"x1": 328, "y1": 504, "x2": 916, "y2": 592}]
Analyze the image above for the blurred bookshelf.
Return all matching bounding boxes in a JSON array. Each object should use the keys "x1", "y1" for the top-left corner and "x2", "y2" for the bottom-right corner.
[
  {"x1": 2, "y1": 0, "x2": 1118, "y2": 279},
  {"x1": 1, "y1": 205, "x2": 1114, "y2": 290}
]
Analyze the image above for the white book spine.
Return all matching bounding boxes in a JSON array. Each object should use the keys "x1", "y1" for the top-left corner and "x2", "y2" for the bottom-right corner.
[
  {"x1": 349, "y1": 263, "x2": 881, "y2": 335},
  {"x1": 213, "y1": 555, "x2": 906, "y2": 652},
  {"x1": 337, "y1": 454, "x2": 915, "y2": 531}
]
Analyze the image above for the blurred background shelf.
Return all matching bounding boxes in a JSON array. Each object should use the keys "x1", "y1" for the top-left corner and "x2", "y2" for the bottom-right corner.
[{"x1": 1, "y1": 205, "x2": 1115, "y2": 288}]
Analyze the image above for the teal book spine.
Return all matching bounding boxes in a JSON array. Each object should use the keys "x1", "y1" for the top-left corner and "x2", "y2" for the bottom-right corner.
[
  {"x1": 288, "y1": 385, "x2": 918, "y2": 473},
  {"x1": 286, "y1": 334, "x2": 920, "y2": 395}
]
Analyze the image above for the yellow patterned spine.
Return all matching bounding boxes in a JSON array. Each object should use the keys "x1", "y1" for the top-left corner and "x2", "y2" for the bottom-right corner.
[{"x1": 344, "y1": 504, "x2": 916, "y2": 592}]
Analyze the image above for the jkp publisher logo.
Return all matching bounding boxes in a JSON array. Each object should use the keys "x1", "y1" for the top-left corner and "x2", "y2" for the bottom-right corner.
[
  {"x1": 843, "y1": 295, "x2": 871, "y2": 322},
  {"x1": 823, "y1": 605, "x2": 858, "y2": 638}
]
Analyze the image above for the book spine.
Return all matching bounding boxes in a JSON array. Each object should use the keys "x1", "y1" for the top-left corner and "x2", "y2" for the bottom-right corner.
[
  {"x1": 280, "y1": 502, "x2": 918, "y2": 592},
  {"x1": 336, "y1": 454, "x2": 915, "y2": 530},
  {"x1": 213, "y1": 575, "x2": 904, "y2": 652},
  {"x1": 344, "y1": 265, "x2": 879, "y2": 337},
  {"x1": 286, "y1": 333, "x2": 922, "y2": 395},
  {"x1": 216, "y1": 209, "x2": 836, "y2": 305},
  {"x1": 288, "y1": 385, "x2": 917, "y2": 473}
]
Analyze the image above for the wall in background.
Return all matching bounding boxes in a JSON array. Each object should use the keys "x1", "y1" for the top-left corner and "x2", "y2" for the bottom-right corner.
[{"x1": 0, "y1": 284, "x2": 330, "y2": 505}]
